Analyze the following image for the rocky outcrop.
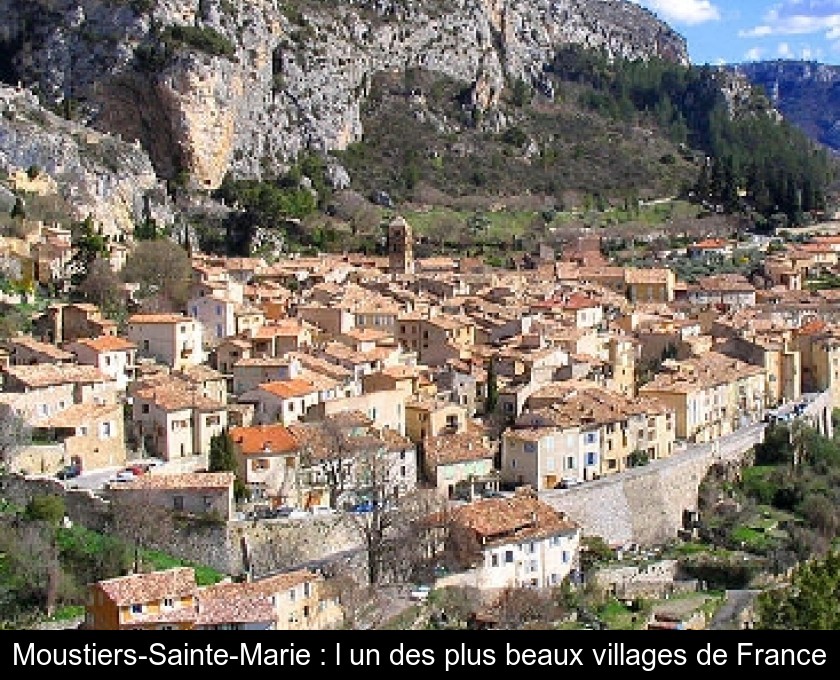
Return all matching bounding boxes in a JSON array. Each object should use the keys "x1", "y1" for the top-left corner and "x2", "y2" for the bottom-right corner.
[
  {"x1": 0, "y1": 84, "x2": 171, "y2": 236},
  {"x1": 0, "y1": 0, "x2": 688, "y2": 189}
]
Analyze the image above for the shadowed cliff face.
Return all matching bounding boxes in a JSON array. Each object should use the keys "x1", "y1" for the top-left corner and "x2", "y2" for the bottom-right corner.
[
  {"x1": 734, "y1": 60, "x2": 840, "y2": 153},
  {"x1": 0, "y1": 0, "x2": 688, "y2": 189}
]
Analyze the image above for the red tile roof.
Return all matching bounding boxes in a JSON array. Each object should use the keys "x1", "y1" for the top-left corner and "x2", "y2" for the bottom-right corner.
[
  {"x1": 95, "y1": 567, "x2": 197, "y2": 606},
  {"x1": 231, "y1": 424, "x2": 299, "y2": 455}
]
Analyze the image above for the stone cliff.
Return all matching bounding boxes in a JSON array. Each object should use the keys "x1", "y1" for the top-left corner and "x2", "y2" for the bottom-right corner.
[
  {"x1": 0, "y1": 0, "x2": 688, "y2": 189},
  {"x1": 0, "y1": 84, "x2": 171, "y2": 236}
]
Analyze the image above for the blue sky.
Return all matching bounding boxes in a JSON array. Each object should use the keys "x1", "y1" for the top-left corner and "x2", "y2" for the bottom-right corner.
[{"x1": 634, "y1": 0, "x2": 840, "y2": 64}]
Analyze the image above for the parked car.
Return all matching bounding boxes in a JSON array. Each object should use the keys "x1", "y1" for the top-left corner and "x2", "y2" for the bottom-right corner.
[
  {"x1": 557, "y1": 478, "x2": 583, "y2": 489},
  {"x1": 310, "y1": 506, "x2": 336, "y2": 516},
  {"x1": 410, "y1": 585, "x2": 432, "y2": 602},
  {"x1": 110, "y1": 470, "x2": 136, "y2": 483},
  {"x1": 349, "y1": 500, "x2": 376, "y2": 513},
  {"x1": 56, "y1": 465, "x2": 81, "y2": 480},
  {"x1": 125, "y1": 465, "x2": 146, "y2": 476},
  {"x1": 288, "y1": 509, "x2": 309, "y2": 519}
]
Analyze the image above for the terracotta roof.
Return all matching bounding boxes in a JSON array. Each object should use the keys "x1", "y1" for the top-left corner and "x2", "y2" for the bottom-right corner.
[
  {"x1": 195, "y1": 584, "x2": 275, "y2": 626},
  {"x1": 258, "y1": 378, "x2": 318, "y2": 399},
  {"x1": 38, "y1": 403, "x2": 121, "y2": 429},
  {"x1": 70, "y1": 336, "x2": 137, "y2": 353},
  {"x1": 2, "y1": 363, "x2": 112, "y2": 388},
  {"x1": 9, "y1": 336, "x2": 74, "y2": 361},
  {"x1": 625, "y1": 268, "x2": 672, "y2": 284},
  {"x1": 449, "y1": 494, "x2": 579, "y2": 547},
  {"x1": 128, "y1": 314, "x2": 193, "y2": 324},
  {"x1": 134, "y1": 381, "x2": 226, "y2": 412},
  {"x1": 424, "y1": 428, "x2": 494, "y2": 467},
  {"x1": 690, "y1": 238, "x2": 730, "y2": 249},
  {"x1": 231, "y1": 424, "x2": 299, "y2": 455},
  {"x1": 112, "y1": 472, "x2": 235, "y2": 491},
  {"x1": 95, "y1": 567, "x2": 197, "y2": 606}
]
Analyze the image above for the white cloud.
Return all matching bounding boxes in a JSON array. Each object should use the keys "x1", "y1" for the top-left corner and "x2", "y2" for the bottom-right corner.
[
  {"x1": 741, "y1": 1, "x2": 840, "y2": 38},
  {"x1": 778, "y1": 41, "x2": 794, "y2": 56},
  {"x1": 739, "y1": 25, "x2": 774, "y2": 37},
  {"x1": 745, "y1": 47, "x2": 765, "y2": 60},
  {"x1": 639, "y1": 0, "x2": 721, "y2": 25}
]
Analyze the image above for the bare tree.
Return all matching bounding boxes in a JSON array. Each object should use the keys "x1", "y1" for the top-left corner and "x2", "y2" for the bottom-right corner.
[
  {"x1": 110, "y1": 492, "x2": 176, "y2": 573},
  {"x1": 77, "y1": 257, "x2": 125, "y2": 320},
  {"x1": 122, "y1": 239, "x2": 192, "y2": 312},
  {"x1": 292, "y1": 414, "x2": 368, "y2": 509}
]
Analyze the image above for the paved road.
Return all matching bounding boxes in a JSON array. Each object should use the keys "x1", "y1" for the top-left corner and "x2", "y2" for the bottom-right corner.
[{"x1": 707, "y1": 590, "x2": 761, "y2": 630}]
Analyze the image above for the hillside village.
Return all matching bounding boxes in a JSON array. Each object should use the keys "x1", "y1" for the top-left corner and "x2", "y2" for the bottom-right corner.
[{"x1": 3, "y1": 203, "x2": 840, "y2": 630}]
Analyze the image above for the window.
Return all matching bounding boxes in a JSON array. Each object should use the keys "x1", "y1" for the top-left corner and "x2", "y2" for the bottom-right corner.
[
  {"x1": 551, "y1": 536, "x2": 563, "y2": 547},
  {"x1": 550, "y1": 573, "x2": 559, "y2": 585},
  {"x1": 303, "y1": 605, "x2": 310, "y2": 618},
  {"x1": 173, "y1": 496, "x2": 184, "y2": 511},
  {"x1": 546, "y1": 457, "x2": 555, "y2": 472},
  {"x1": 303, "y1": 582, "x2": 311, "y2": 597},
  {"x1": 143, "y1": 340, "x2": 150, "y2": 352},
  {"x1": 162, "y1": 598, "x2": 174, "y2": 609},
  {"x1": 523, "y1": 441, "x2": 537, "y2": 454},
  {"x1": 504, "y1": 551, "x2": 514, "y2": 563},
  {"x1": 526, "y1": 542, "x2": 536, "y2": 554},
  {"x1": 562, "y1": 551, "x2": 570, "y2": 563},
  {"x1": 566, "y1": 456, "x2": 574, "y2": 470},
  {"x1": 510, "y1": 459, "x2": 517, "y2": 469},
  {"x1": 529, "y1": 559, "x2": 538, "y2": 572},
  {"x1": 251, "y1": 459, "x2": 270, "y2": 471},
  {"x1": 131, "y1": 603, "x2": 143, "y2": 614},
  {"x1": 100, "y1": 421, "x2": 112, "y2": 439},
  {"x1": 586, "y1": 452, "x2": 597, "y2": 466},
  {"x1": 289, "y1": 588, "x2": 296, "y2": 602},
  {"x1": 141, "y1": 404, "x2": 150, "y2": 414},
  {"x1": 491, "y1": 553, "x2": 499, "y2": 567}
]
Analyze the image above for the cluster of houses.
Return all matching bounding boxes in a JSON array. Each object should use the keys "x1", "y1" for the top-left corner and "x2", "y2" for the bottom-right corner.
[{"x1": 5, "y1": 216, "x2": 840, "y2": 629}]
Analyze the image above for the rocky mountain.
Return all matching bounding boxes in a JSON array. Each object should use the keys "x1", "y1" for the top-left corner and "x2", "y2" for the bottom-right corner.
[
  {"x1": 0, "y1": 84, "x2": 171, "y2": 236},
  {"x1": 733, "y1": 60, "x2": 840, "y2": 153},
  {"x1": 0, "y1": 0, "x2": 688, "y2": 191}
]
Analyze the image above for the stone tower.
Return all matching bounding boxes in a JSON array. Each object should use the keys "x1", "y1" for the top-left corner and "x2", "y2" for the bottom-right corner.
[{"x1": 388, "y1": 215, "x2": 414, "y2": 275}]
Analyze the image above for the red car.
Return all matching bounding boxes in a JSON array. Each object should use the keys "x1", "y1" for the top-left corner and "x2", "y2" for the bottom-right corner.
[{"x1": 125, "y1": 465, "x2": 146, "y2": 476}]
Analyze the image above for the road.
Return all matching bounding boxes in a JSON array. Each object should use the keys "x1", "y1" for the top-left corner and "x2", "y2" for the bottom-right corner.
[{"x1": 707, "y1": 590, "x2": 761, "y2": 630}]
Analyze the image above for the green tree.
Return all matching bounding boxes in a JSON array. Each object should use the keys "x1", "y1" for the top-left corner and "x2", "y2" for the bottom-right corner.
[
  {"x1": 485, "y1": 360, "x2": 498, "y2": 414},
  {"x1": 208, "y1": 429, "x2": 248, "y2": 501},
  {"x1": 757, "y1": 551, "x2": 840, "y2": 629},
  {"x1": 24, "y1": 494, "x2": 66, "y2": 525},
  {"x1": 70, "y1": 215, "x2": 109, "y2": 288}
]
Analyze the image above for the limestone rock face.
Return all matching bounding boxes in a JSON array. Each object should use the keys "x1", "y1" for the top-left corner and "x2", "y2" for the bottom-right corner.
[
  {"x1": 0, "y1": 0, "x2": 688, "y2": 189},
  {"x1": 0, "y1": 84, "x2": 171, "y2": 237}
]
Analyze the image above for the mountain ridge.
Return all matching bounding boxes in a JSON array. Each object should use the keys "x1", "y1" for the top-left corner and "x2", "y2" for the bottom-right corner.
[
  {"x1": 728, "y1": 59, "x2": 840, "y2": 153},
  {"x1": 0, "y1": 0, "x2": 688, "y2": 189}
]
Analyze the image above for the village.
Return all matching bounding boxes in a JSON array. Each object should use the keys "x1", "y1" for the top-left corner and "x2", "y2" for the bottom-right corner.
[{"x1": 3, "y1": 204, "x2": 840, "y2": 631}]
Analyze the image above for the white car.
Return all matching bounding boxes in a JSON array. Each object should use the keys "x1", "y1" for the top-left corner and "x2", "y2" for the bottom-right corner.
[
  {"x1": 110, "y1": 470, "x2": 136, "y2": 483},
  {"x1": 410, "y1": 585, "x2": 432, "y2": 602}
]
